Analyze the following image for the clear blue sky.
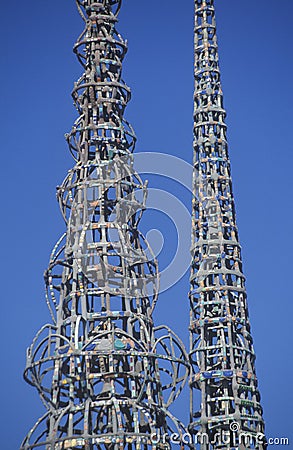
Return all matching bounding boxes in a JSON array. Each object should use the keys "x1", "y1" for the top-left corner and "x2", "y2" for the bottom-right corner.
[{"x1": 0, "y1": 0, "x2": 292, "y2": 448}]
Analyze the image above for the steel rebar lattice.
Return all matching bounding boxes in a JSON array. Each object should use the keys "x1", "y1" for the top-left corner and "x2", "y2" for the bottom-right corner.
[
  {"x1": 21, "y1": 1, "x2": 189, "y2": 448},
  {"x1": 189, "y1": 1, "x2": 266, "y2": 448}
]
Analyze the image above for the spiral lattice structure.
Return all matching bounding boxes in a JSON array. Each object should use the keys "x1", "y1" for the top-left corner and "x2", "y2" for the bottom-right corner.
[
  {"x1": 21, "y1": 1, "x2": 189, "y2": 448},
  {"x1": 189, "y1": 1, "x2": 266, "y2": 448}
]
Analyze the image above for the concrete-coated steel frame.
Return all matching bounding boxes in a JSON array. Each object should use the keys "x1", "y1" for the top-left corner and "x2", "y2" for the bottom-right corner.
[
  {"x1": 188, "y1": 1, "x2": 266, "y2": 448},
  {"x1": 21, "y1": 1, "x2": 267, "y2": 449},
  {"x1": 21, "y1": 1, "x2": 189, "y2": 448}
]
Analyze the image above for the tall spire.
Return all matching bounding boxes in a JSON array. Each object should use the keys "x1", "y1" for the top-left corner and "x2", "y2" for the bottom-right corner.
[
  {"x1": 21, "y1": 1, "x2": 188, "y2": 448},
  {"x1": 189, "y1": 1, "x2": 266, "y2": 448}
]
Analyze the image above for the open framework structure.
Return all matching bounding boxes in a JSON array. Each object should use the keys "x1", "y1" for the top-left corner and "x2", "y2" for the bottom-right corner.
[{"x1": 21, "y1": 1, "x2": 266, "y2": 449}]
